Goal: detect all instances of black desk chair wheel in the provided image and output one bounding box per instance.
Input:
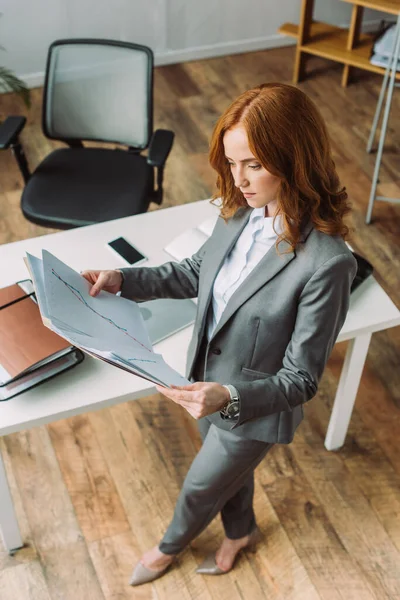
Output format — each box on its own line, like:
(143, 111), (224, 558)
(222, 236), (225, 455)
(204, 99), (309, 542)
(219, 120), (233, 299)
(0, 39), (174, 229)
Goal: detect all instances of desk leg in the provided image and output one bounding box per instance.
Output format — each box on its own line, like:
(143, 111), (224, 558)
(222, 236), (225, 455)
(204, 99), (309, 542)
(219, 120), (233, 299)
(325, 333), (371, 451)
(0, 447), (23, 554)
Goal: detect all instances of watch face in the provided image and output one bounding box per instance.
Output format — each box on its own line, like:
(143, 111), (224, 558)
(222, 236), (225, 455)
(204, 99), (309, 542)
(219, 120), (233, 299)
(227, 401), (240, 416)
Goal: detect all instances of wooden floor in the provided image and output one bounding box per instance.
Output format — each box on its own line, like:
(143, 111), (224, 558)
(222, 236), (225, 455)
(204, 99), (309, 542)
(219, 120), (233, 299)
(1, 46), (400, 600)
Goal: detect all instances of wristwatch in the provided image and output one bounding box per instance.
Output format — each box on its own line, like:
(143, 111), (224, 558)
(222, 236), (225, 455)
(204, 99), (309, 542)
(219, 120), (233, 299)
(220, 384), (240, 420)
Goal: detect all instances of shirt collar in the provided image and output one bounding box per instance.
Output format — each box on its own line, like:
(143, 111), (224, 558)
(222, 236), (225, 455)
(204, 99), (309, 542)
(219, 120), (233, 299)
(249, 207), (283, 239)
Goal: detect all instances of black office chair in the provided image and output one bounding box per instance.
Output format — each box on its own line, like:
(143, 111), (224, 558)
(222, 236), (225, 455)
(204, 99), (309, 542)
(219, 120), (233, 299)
(0, 39), (174, 229)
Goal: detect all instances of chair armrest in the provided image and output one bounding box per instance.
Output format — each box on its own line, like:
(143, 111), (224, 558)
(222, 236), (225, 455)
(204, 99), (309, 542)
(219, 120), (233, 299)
(147, 129), (174, 167)
(0, 116), (27, 149)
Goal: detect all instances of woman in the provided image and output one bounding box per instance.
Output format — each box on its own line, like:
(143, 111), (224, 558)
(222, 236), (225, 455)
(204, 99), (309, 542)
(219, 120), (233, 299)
(82, 82), (357, 586)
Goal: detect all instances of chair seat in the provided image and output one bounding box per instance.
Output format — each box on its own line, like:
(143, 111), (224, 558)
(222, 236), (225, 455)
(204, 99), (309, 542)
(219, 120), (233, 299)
(21, 148), (154, 229)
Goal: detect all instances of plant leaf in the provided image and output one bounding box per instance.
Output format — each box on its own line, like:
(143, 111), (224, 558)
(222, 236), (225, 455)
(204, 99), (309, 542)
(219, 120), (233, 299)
(0, 66), (31, 107)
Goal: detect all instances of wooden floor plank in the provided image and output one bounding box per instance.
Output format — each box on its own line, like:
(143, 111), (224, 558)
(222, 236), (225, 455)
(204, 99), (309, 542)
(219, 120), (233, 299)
(88, 531), (150, 600)
(258, 446), (374, 600)
(294, 391), (400, 599)
(0, 561), (51, 600)
(0, 438), (37, 571)
(3, 427), (105, 599)
(248, 475), (322, 600)
(48, 415), (131, 543)
(330, 343), (400, 467)
(309, 357), (400, 554)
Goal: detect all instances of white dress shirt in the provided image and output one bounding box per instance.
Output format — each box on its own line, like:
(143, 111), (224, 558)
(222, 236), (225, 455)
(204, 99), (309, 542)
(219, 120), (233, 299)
(207, 207), (282, 341)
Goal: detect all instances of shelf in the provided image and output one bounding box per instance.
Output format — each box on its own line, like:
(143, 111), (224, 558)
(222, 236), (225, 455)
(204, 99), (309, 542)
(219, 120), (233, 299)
(277, 22), (300, 38)
(278, 21), (343, 40)
(279, 21), (400, 80)
(341, 0), (400, 17)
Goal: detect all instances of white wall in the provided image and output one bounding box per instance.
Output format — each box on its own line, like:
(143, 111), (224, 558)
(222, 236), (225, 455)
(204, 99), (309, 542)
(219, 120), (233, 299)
(0, 0), (391, 88)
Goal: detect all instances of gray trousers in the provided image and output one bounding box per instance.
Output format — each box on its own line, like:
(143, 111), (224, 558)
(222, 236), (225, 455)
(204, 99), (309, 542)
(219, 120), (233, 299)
(158, 416), (274, 554)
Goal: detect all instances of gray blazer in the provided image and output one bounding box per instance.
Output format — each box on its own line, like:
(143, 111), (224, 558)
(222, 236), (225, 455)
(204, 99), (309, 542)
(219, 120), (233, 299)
(121, 207), (357, 444)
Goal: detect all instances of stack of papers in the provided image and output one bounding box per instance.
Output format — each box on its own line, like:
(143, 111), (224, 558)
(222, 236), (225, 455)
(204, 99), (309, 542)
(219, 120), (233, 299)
(0, 279), (84, 400)
(25, 251), (191, 388)
(370, 23), (400, 71)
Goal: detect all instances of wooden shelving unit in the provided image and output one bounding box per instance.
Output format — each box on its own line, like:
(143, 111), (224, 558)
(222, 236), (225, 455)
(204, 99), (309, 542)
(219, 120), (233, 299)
(278, 0), (400, 87)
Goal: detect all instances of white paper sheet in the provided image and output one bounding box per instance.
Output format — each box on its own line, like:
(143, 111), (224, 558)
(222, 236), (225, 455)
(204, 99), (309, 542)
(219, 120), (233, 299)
(110, 348), (190, 387)
(25, 251), (191, 388)
(25, 252), (50, 321)
(197, 215), (218, 237)
(42, 250), (153, 352)
(164, 228), (208, 262)
(163, 216), (218, 262)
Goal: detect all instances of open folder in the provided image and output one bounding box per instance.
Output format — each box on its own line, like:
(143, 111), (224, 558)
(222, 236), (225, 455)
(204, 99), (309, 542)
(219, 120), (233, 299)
(24, 251), (191, 388)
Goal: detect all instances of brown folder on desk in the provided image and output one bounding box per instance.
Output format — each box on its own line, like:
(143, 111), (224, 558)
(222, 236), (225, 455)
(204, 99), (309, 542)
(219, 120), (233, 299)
(0, 281), (84, 400)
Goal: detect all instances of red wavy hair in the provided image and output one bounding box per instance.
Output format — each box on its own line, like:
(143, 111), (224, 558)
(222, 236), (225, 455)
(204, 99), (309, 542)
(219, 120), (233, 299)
(209, 82), (351, 250)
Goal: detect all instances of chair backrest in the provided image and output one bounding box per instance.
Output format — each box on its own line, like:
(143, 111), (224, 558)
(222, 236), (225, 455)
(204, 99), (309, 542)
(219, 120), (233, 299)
(43, 39), (153, 149)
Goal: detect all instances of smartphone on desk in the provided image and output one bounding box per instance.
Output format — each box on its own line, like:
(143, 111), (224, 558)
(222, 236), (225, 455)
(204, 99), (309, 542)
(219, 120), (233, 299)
(107, 237), (148, 265)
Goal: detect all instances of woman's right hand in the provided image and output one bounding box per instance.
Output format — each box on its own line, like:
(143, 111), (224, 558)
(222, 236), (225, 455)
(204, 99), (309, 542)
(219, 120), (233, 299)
(81, 269), (123, 297)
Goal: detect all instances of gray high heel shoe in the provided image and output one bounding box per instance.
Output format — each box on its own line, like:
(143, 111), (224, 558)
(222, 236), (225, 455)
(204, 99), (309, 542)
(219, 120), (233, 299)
(195, 527), (263, 575)
(129, 559), (174, 586)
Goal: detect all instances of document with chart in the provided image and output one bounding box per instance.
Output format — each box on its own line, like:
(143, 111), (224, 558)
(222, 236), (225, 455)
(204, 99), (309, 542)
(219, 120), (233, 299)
(24, 250), (191, 387)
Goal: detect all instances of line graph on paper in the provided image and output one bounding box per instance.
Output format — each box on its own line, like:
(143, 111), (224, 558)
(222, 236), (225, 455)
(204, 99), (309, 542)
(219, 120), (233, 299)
(118, 356), (157, 365)
(49, 266), (152, 352)
(28, 249), (192, 387)
(127, 357), (157, 364)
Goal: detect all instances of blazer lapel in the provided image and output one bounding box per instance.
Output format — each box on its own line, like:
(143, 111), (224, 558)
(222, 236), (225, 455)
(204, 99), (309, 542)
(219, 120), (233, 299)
(197, 212), (313, 343)
(209, 238), (296, 340)
(196, 208), (251, 337)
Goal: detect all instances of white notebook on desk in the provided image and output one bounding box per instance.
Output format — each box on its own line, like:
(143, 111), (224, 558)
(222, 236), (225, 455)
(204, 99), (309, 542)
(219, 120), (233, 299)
(164, 216), (217, 262)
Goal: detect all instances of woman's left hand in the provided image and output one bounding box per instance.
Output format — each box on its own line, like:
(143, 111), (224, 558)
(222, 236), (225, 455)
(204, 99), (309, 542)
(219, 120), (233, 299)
(155, 382), (230, 419)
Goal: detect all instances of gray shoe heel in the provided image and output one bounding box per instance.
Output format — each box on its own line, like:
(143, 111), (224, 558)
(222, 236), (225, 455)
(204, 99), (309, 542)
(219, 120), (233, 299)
(196, 554), (229, 575)
(196, 527), (263, 575)
(129, 560), (172, 586)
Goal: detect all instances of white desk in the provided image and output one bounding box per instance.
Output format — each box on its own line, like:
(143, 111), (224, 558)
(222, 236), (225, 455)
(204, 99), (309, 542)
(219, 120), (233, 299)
(1, 200), (399, 554)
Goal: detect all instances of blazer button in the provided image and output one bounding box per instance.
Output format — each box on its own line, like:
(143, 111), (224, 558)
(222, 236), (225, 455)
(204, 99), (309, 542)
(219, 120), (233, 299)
(211, 347), (221, 355)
